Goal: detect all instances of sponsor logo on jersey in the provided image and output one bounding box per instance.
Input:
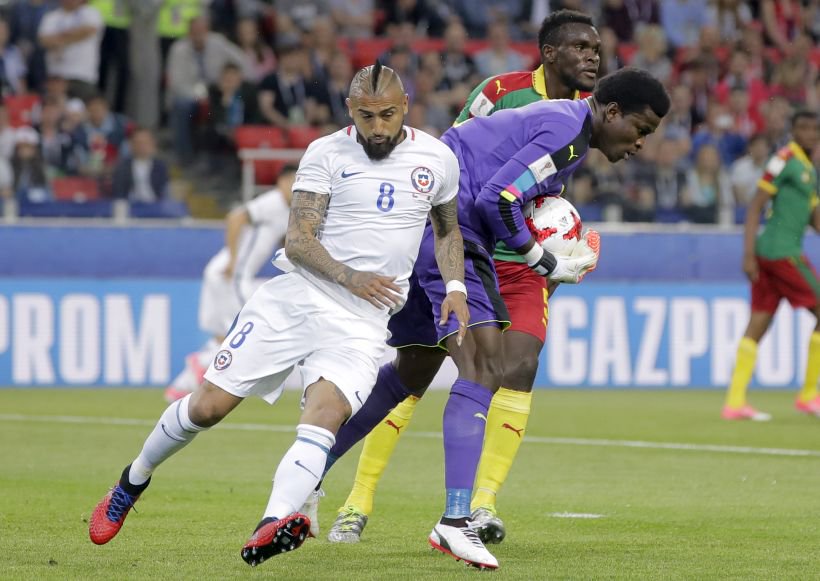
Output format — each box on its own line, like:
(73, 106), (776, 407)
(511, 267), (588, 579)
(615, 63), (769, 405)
(528, 153), (557, 182)
(567, 145), (579, 161)
(469, 92), (494, 117)
(214, 350), (233, 370)
(411, 166), (435, 195)
(495, 79), (507, 95)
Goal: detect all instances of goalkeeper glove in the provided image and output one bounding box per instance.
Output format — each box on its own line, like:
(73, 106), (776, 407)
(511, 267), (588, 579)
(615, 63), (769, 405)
(523, 229), (600, 284)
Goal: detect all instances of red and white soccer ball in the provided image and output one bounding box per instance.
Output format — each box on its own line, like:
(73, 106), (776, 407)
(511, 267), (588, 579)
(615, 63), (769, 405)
(524, 196), (583, 257)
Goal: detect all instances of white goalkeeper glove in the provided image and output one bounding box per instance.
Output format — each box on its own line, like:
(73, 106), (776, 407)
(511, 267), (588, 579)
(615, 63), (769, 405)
(523, 229), (600, 284)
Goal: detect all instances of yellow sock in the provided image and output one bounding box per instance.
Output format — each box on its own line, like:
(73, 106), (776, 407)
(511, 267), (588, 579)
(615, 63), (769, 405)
(725, 337), (758, 409)
(798, 332), (820, 403)
(471, 388), (532, 512)
(344, 395), (419, 516)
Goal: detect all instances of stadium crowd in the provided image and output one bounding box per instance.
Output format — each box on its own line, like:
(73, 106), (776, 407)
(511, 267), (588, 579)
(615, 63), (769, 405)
(0, 0), (817, 223)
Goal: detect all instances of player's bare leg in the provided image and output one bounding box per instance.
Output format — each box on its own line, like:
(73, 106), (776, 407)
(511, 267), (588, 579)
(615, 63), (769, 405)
(429, 326), (501, 570)
(242, 379), (350, 566)
(89, 382), (242, 544)
(327, 346), (445, 542)
(723, 312), (774, 421)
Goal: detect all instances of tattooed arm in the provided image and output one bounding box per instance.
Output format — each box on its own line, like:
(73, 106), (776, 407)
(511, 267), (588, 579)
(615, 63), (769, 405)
(285, 190), (402, 309)
(429, 197), (469, 344)
(429, 197), (465, 286)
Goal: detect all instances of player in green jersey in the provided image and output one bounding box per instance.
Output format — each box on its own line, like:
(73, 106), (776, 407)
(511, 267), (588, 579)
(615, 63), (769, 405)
(724, 110), (820, 420)
(326, 10), (601, 545)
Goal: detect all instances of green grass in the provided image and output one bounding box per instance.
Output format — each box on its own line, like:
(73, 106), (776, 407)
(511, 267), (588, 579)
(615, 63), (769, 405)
(2, 389), (820, 580)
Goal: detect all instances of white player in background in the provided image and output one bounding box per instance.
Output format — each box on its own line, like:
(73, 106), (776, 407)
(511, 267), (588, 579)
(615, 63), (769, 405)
(164, 164), (298, 402)
(89, 62), (474, 568)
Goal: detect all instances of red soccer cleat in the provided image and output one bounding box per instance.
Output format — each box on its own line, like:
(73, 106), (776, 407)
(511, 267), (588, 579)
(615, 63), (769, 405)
(89, 483), (145, 545)
(241, 513), (311, 567)
(795, 396), (820, 417)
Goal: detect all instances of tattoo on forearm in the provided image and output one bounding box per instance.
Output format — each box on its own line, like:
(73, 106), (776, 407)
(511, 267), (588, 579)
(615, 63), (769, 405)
(286, 190), (357, 286)
(431, 198), (465, 286)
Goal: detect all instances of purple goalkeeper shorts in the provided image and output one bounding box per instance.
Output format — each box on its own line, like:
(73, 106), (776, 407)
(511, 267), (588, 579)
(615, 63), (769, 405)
(388, 227), (510, 349)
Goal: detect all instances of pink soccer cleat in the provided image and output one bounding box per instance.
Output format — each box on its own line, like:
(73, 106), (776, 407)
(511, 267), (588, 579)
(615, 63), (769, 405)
(721, 405), (772, 422)
(795, 396), (820, 417)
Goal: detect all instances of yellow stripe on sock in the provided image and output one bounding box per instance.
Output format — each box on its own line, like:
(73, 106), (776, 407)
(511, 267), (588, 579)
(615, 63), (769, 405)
(344, 396), (419, 516)
(799, 332), (820, 403)
(725, 337), (758, 409)
(472, 388), (532, 512)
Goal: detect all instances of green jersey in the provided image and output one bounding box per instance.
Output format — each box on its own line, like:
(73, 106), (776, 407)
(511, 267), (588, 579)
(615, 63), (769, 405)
(454, 65), (580, 263)
(756, 142), (818, 259)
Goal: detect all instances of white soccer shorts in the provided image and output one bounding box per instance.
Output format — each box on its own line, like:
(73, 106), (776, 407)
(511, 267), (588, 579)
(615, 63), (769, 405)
(198, 249), (263, 337)
(203, 272), (389, 415)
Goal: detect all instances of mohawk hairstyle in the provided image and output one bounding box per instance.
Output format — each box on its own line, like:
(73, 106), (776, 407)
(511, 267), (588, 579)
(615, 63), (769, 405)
(538, 10), (595, 49)
(349, 60), (404, 99)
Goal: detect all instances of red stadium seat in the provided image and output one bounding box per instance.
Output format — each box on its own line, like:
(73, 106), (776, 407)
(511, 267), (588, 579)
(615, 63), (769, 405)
(52, 177), (101, 202)
(235, 125), (288, 185)
(286, 125), (322, 149)
(4, 94), (41, 127)
(351, 37), (392, 70)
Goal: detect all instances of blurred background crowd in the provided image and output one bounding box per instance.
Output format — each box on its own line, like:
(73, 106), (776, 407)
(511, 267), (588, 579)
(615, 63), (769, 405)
(0, 0), (817, 223)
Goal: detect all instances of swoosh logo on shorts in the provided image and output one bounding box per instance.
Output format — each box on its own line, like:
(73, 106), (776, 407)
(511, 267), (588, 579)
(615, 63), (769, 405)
(355, 391), (363, 405)
(474, 412), (487, 422)
(341, 169), (364, 178)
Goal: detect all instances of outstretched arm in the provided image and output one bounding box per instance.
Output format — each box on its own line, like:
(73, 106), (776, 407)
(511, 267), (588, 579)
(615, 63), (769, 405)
(430, 197), (469, 345)
(285, 190), (401, 309)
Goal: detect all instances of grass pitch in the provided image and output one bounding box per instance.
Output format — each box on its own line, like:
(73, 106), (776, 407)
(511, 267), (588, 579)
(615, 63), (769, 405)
(1, 388), (819, 580)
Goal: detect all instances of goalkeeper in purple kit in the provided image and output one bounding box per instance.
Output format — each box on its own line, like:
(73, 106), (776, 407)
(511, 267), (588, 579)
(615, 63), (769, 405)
(320, 67), (670, 570)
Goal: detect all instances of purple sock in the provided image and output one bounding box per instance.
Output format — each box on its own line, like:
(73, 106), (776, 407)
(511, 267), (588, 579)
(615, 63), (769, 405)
(443, 378), (493, 517)
(323, 363), (411, 476)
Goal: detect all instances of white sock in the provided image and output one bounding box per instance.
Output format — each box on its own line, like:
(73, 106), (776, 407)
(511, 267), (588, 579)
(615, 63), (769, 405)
(128, 394), (206, 486)
(263, 424), (335, 519)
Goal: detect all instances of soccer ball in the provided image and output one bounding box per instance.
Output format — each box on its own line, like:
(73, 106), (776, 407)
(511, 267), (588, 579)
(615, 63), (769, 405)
(524, 196), (582, 257)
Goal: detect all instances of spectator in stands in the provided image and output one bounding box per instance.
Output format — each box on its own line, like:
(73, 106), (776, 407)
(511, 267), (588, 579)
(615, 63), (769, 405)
(679, 58), (713, 128)
(0, 18), (28, 96)
(62, 97), (87, 135)
(601, 0), (660, 43)
(769, 57), (812, 107)
(597, 26), (623, 76)
(79, 94), (130, 160)
(92, 0), (131, 114)
(330, 0), (374, 38)
(450, 0), (526, 38)
(633, 138), (688, 214)
(681, 143), (731, 224)
(166, 14), (247, 165)
(411, 57), (452, 134)
(38, 96), (83, 176)
(319, 52), (353, 129)
(0, 153), (11, 199)
(302, 16), (337, 82)
(707, 0), (751, 44)
(438, 21), (477, 92)
(383, 0), (447, 36)
(111, 127), (169, 202)
(378, 21), (420, 73)
(726, 86), (757, 138)
(8, 0), (54, 93)
(474, 20), (528, 79)
(203, 62), (258, 172)
(37, 0), (104, 101)
(629, 25), (672, 85)
(761, 0), (805, 54)
(691, 101), (747, 166)
(760, 95), (793, 150)
(12, 126), (50, 203)
(730, 134), (770, 206)
(258, 34), (313, 127)
(236, 17), (276, 83)
(659, 0), (711, 49)
(0, 105), (15, 160)
(739, 23), (773, 84)
(274, 0), (329, 32)
(714, 48), (769, 125)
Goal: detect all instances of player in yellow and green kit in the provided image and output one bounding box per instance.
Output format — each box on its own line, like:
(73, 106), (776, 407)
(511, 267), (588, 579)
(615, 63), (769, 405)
(325, 10), (601, 545)
(723, 110), (820, 421)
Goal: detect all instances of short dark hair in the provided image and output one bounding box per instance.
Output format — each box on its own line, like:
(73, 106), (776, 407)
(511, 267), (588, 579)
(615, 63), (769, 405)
(280, 163), (299, 175)
(538, 10), (594, 49)
(593, 67), (671, 118)
(792, 109), (818, 127)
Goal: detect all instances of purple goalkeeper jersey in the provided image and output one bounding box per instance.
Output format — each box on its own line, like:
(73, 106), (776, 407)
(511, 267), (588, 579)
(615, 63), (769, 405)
(440, 98), (593, 254)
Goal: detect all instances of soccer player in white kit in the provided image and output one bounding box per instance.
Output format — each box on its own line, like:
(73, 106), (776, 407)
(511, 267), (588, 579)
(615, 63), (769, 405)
(163, 165), (298, 403)
(88, 62), (470, 567)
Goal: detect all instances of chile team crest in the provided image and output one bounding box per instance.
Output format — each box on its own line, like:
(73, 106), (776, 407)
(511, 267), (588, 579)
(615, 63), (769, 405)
(411, 167), (435, 195)
(214, 350), (233, 370)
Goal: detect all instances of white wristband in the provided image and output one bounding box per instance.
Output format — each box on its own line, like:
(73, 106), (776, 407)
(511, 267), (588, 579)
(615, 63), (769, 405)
(445, 280), (468, 296)
(521, 244), (545, 266)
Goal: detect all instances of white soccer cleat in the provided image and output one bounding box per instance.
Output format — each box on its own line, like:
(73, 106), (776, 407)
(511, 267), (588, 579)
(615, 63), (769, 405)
(299, 488), (324, 538)
(428, 519), (499, 570)
(470, 506), (506, 544)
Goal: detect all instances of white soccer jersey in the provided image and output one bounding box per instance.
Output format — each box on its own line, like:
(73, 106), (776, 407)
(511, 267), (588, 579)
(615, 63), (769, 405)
(290, 125), (460, 317)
